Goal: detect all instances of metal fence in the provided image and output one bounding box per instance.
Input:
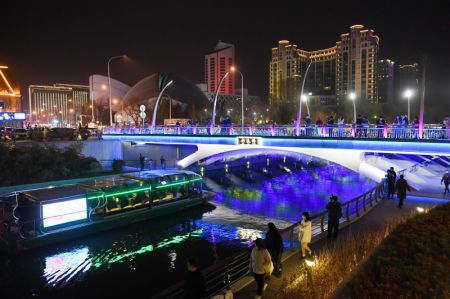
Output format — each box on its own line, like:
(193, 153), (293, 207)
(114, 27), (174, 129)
(103, 125), (450, 140)
(150, 183), (383, 299)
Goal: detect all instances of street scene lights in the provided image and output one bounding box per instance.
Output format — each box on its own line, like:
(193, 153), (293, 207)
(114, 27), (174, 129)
(348, 92), (357, 124)
(107, 54), (127, 126)
(301, 94), (310, 116)
(403, 89), (414, 121)
(230, 66), (245, 129)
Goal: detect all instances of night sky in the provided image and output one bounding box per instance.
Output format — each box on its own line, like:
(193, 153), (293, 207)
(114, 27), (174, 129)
(1, 0), (450, 107)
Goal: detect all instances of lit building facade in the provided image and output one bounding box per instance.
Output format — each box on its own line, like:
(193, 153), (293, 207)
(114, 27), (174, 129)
(336, 25), (379, 104)
(398, 63), (419, 95)
(28, 84), (89, 126)
(0, 66), (21, 112)
(269, 25), (379, 111)
(204, 41), (235, 95)
(377, 59), (395, 103)
(269, 41), (336, 108)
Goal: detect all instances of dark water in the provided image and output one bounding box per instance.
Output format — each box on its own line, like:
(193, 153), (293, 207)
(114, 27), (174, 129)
(0, 160), (376, 298)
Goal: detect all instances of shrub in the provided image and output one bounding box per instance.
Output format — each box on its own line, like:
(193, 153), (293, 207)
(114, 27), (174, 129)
(0, 143), (102, 186)
(344, 203), (450, 299)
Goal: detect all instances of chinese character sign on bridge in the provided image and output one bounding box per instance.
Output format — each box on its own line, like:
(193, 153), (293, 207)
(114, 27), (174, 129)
(237, 137), (262, 146)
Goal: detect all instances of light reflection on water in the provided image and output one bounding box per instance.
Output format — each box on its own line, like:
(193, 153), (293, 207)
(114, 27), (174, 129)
(2, 162), (376, 298)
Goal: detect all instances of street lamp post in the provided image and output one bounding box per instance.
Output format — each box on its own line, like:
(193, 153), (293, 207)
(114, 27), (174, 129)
(296, 62), (312, 136)
(211, 72), (230, 134)
(403, 89), (413, 121)
(348, 92), (357, 124)
(151, 80), (174, 130)
(107, 54), (126, 126)
(230, 66), (244, 130)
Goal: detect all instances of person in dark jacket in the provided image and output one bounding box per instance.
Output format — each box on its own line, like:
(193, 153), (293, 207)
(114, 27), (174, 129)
(395, 174), (411, 208)
(387, 167), (397, 199)
(265, 222), (283, 277)
(326, 195), (342, 240)
(139, 153), (145, 170)
(184, 258), (206, 299)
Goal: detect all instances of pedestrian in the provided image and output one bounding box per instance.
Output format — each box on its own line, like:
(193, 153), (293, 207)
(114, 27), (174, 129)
(355, 114), (363, 137)
(387, 167), (397, 199)
(326, 195), (342, 240)
(265, 222), (283, 277)
(183, 258), (206, 299)
(441, 170), (450, 195)
(362, 115), (369, 138)
(160, 155), (166, 169)
(315, 117), (323, 136)
(139, 153), (145, 170)
(337, 115), (344, 137)
(249, 238), (273, 299)
(327, 115), (334, 137)
(376, 116), (386, 138)
(298, 212), (312, 258)
(304, 114), (312, 136)
(395, 174), (411, 208)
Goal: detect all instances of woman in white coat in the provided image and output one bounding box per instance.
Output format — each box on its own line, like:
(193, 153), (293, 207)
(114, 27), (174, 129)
(249, 238), (273, 298)
(298, 211), (312, 258)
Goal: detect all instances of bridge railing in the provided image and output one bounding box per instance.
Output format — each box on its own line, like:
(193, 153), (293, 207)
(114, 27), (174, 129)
(103, 125), (449, 140)
(149, 184), (383, 299)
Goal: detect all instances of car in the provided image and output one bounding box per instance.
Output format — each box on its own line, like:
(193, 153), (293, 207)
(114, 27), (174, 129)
(47, 128), (77, 140)
(12, 128), (29, 140)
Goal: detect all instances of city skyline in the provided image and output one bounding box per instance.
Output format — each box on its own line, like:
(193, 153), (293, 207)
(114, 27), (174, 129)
(0, 1), (449, 109)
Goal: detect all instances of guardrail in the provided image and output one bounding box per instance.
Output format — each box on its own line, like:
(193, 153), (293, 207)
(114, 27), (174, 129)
(98, 159), (179, 169)
(150, 183), (383, 299)
(103, 125), (450, 140)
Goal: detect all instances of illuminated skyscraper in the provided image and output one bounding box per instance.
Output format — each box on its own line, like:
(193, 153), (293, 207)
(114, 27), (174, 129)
(377, 59), (395, 103)
(204, 41), (235, 95)
(269, 25), (379, 111)
(336, 25), (379, 104)
(269, 41), (336, 108)
(398, 63), (419, 94)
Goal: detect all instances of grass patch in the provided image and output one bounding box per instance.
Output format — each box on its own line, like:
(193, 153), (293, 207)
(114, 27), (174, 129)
(344, 203), (450, 299)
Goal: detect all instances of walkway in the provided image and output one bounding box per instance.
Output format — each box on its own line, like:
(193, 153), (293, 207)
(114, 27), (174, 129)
(234, 195), (447, 299)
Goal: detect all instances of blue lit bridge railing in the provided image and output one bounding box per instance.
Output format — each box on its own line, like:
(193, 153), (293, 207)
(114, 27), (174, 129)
(103, 124), (450, 140)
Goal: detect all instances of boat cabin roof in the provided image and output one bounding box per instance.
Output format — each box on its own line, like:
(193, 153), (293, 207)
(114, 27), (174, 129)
(78, 177), (141, 190)
(22, 185), (90, 203)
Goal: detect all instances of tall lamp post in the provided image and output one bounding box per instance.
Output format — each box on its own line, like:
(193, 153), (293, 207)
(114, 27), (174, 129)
(403, 89), (413, 121)
(151, 80), (174, 129)
(230, 66), (244, 129)
(107, 54), (126, 126)
(348, 92), (357, 124)
(296, 62), (312, 136)
(211, 72), (230, 133)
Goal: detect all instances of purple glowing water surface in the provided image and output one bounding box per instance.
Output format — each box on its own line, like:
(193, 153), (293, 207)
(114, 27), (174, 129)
(212, 164), (377, 223)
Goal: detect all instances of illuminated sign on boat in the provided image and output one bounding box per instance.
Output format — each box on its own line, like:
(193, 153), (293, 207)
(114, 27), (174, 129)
(236, 136), (263, 146)
(42, 197), (88, 228)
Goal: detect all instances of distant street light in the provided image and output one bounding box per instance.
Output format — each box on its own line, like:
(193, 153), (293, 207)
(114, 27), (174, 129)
(403, 89), (414, 121)
(348, 92), (357, 124)
(107, 54), (126, 126)
(230, 66), (245, 129)
(151, 80), (174, 129)
(211, 72), (230, 133)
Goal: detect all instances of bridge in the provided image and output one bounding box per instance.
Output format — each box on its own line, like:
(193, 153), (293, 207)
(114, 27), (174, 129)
(102, 124), (450, 193)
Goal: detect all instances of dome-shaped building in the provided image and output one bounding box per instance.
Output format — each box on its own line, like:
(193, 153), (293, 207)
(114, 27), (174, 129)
(121, 73), (210, 125)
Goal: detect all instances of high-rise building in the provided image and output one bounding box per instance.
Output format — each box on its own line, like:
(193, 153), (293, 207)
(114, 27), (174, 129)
(204, 41), (235, 95)
(269, 24), (379, 112)
(336, 25), (379, 104)
(269, 40), (336, 108)
(377, 59), (395, 103)
(398, 63), (419, 95)
(28, 84), (89, 126)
